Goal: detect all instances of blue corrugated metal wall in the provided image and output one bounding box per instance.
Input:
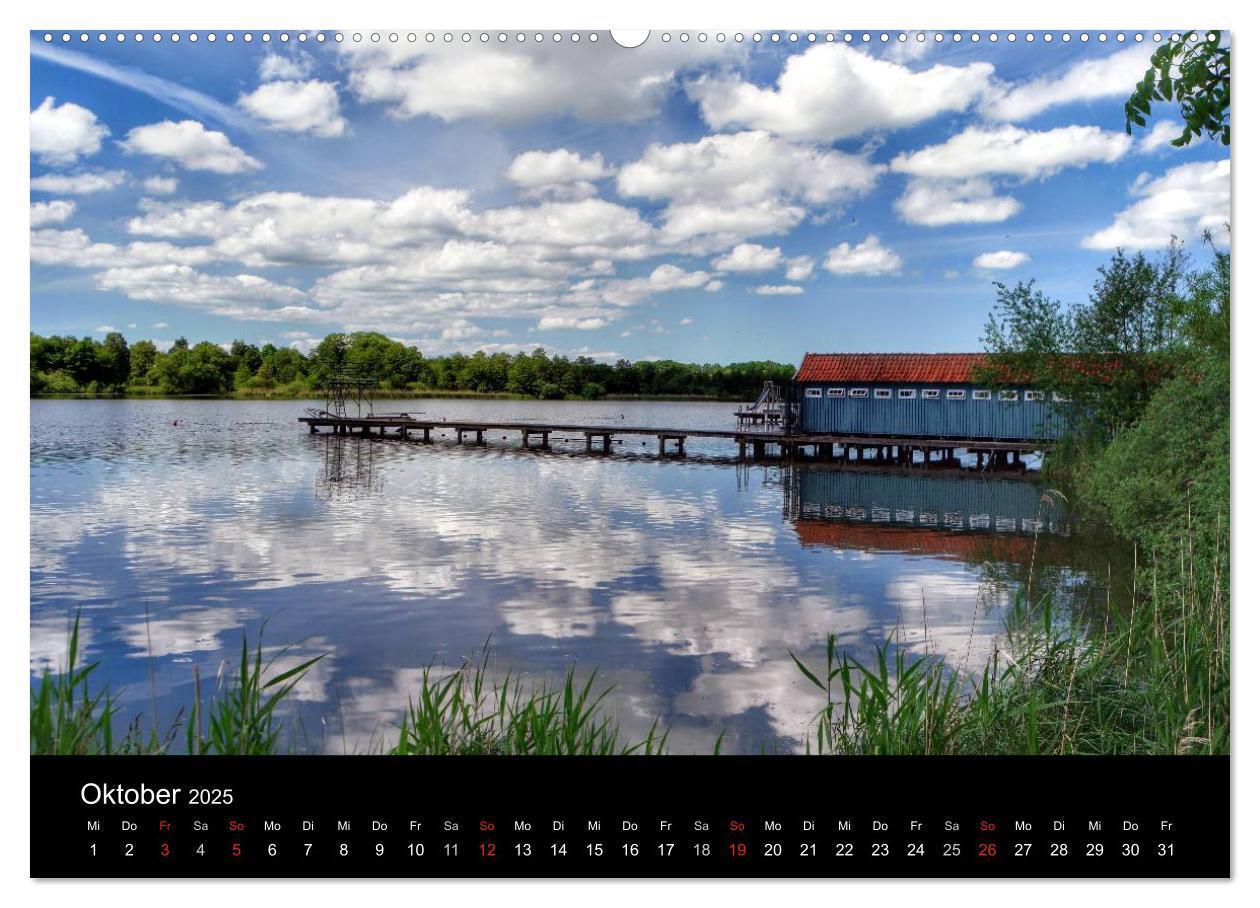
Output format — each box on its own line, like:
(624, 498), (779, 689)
(797, 382), (1067, 440)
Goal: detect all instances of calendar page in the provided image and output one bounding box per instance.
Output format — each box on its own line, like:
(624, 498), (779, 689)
(27, 20), (1231, 882)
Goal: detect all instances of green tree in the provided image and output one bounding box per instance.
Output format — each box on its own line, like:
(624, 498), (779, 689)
(151, 341), (234, 394)
(128, 340), (159, 385)
(981, 245), (1194, 439)
(98, 332), (131, 388)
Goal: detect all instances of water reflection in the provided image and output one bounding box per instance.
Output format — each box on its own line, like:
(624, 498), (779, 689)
(30, 399), (1119, 754)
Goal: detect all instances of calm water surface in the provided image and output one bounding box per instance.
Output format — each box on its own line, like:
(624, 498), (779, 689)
(31, 398), (1115, 753)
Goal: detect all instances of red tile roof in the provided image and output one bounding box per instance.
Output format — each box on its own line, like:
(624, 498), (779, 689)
(794, 353), (989, 385)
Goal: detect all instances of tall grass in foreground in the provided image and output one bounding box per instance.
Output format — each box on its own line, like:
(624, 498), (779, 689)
(30, 614), (127, 754)
(30, 618), (325, 756)
(30, 624), (664, 756)
(792, 529), (1228, 755)
(388, 647), (667, 755)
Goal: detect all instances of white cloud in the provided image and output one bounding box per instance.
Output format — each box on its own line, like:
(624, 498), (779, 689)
(127, 189), (653, 269)
(711, 242), (783, 273)
(986, 45), (1152, 121)
(752, 284), (805, 296)
(973, 250), (1030, 270)
(894, 177), (1022, 226)
(30, 200), (75, 227)
(142, 175), (179, 195)
(679, 317), (694, 325)
(704, 279), (723, 292)
(506, 149), (611, 200)
(30, 228), (219, 269)
(891, 125), (1131, 181)
(822, 235), (902, 276)
(30, 97), (108, 165)
(575, 264), (715, 308)
(1137, 120), (1194, 154)
(784, 255), (815, 281)
(121, 120), (263, 173)
(96, 264), (311, 317)
(536, 316), (609, 331)
(115, 183), (713, 335)
(340, 39), (729, 124)
(259, 53), (314, 81)
(239, 80), (347, 138)
(94, 325), (117, 333)
(686, 43), (993, 141)
(1082, 159), (1231, 250)
(618, 130), (882, 243)
(30, 170), (127, 194)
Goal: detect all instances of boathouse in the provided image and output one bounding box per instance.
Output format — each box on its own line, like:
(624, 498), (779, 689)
(791, 353), (1067, 442)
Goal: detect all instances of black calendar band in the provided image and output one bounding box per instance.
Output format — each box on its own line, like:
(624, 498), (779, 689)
(31, 755), (1229, 878)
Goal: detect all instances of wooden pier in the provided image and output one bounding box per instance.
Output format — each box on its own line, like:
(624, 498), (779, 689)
(299, 413), (1047, 467)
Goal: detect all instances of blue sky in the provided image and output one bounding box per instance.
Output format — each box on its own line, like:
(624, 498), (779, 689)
(29, 30), (1230, 363)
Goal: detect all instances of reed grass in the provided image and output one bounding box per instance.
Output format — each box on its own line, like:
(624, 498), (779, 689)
(30, 618), (325, 756)
(30, 613), (124, 755)
(792, 525), (1228, 756)
(387, 646), (666, 755)
(30, 627), (665, 756)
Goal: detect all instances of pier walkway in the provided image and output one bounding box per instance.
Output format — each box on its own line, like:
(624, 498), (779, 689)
(299, 413), (1046, 466)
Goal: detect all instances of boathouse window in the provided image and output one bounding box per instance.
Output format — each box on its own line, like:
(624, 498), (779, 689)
(946, 389), (966, 400)
(804, 388), (823, 398)
(999, 389), (1019, 401)
(1025, 390), (1045, 402)
(972, 390), (992, 401)
(848, 388), (868, 398)
(826, 388), (844, 398)
(921, 389), (940, 399)
(1052, 391), (1072, 402)
(898, 389), (916, 399)
(874, 389), (892, 399)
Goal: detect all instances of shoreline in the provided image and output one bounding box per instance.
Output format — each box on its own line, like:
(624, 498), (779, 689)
(30, 391), (749, 403)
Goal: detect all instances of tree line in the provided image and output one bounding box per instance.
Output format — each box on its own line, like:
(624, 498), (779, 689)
(29, 330), (796, 402)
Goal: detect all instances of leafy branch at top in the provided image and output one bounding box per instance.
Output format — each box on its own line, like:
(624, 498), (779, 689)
(1125, 32), (1229, 147)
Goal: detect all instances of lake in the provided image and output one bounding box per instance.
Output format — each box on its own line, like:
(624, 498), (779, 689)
(30, 397), (1118, 754)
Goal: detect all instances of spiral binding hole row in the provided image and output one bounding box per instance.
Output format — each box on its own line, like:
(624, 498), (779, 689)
(40, 31), (1211, 46)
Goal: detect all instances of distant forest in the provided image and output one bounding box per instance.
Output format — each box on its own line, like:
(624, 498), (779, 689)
(29, 330), (797, 401)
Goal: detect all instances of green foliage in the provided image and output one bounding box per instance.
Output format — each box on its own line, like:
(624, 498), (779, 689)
(796, 539), (1229, 756)
(966, 227), (1230, 755)
(389, 645), (667, 756)
(1126, 32), (1229, 146)
(30, 613), (120, 755)
(31, 624), (664, 756)
(150, 341), (236, 394)
(1083, 353), (1228, 562)
(31, 329), (794, 401)
(189, 632), (326, 756)
(981, 244), (1217, 441)
(129, 339), (158, 384)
